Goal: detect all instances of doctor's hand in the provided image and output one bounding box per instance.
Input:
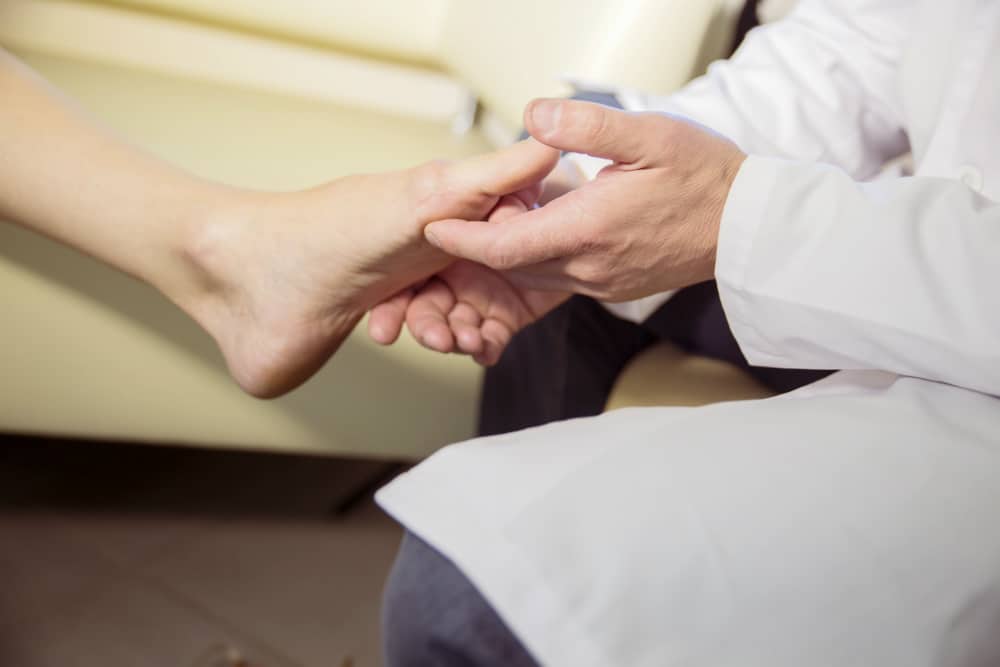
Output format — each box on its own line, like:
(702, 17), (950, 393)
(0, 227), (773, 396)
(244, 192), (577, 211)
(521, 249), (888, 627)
(368, 194), (569, 366)
(422, 99), (747, 301)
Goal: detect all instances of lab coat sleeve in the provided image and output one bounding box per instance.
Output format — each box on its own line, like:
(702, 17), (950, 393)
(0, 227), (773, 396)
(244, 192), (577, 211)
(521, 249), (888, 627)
(717, 155), (1000, 397)
(603, 0), (914, 323)
(634, 0), (912, 177)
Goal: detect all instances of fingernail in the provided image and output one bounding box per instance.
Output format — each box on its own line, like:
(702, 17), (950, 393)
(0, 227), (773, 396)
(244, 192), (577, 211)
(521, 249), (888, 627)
(422, 330), (446, 351)
(529, 99), (561, 137)
(424, 226), (442, 248)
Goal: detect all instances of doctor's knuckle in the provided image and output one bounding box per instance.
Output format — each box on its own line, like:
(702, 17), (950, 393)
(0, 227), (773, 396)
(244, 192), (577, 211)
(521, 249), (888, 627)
(574, 105), (610, 148)
(483, 242), (518, 270)
(569, 231), (605, 257)
(570, 257), (607, 285)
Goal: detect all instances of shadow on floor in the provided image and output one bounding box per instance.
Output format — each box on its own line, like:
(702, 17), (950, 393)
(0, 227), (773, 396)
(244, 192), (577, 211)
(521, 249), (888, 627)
(0, 435), (405, 518)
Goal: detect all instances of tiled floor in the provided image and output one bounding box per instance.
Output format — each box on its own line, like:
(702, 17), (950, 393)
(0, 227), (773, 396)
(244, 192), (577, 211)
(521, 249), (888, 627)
(0, 437), (406, 667)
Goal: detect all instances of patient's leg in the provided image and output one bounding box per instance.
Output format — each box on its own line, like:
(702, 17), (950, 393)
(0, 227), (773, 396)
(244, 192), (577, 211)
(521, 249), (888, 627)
(0, 49), (559, 398)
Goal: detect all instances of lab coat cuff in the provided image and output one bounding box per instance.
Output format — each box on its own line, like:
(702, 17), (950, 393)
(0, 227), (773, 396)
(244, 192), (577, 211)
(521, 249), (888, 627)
(715, 155), (785, 362)
(600, 291), (678, 323)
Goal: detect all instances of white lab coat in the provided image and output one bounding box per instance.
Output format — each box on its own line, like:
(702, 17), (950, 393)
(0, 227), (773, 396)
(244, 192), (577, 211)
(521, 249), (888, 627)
(377, 1), (1000, 665)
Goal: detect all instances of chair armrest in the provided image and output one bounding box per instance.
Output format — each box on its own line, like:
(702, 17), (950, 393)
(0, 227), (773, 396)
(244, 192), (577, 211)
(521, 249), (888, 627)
(606, 342), (774, 411)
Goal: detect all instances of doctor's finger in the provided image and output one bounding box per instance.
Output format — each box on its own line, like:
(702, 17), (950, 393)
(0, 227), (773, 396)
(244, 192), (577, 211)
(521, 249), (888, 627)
(448, 303), (486, 357)
(503, 256), (621, 298)
(424, 209), (573, 271)
(477, 318), (516, 367)
(425, 187), (591, 269)
(368, 288), (413, 345)
(524, 98), (667, 165)
(405, 279), (457, 353)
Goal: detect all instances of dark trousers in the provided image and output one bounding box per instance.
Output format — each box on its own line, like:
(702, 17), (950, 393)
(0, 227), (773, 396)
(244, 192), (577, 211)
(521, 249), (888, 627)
(479, 283), (832, 436)
(382, 531), (540, 666)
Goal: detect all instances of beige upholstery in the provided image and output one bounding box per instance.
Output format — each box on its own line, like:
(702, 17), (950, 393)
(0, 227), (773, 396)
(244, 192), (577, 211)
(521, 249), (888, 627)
(606, 342), (775, 411)
(1, 0), (742, 129)
(105, 0), (449, 64)
(0, 1), (743, 457)
(440, 0), (740, 128)
(0, 1), (468, 123)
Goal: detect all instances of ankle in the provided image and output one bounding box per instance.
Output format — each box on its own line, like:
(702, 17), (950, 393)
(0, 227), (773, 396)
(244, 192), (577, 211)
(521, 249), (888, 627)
(155, 186), (254, 336)
(171, 187), (362, 398)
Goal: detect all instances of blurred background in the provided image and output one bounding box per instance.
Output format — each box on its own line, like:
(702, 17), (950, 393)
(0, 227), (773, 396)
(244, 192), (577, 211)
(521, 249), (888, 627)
(0, 0), (794, 664)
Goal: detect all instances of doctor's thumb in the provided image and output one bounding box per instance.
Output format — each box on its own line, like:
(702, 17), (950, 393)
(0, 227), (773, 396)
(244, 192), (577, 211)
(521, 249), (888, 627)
(524, 98), (648, 165)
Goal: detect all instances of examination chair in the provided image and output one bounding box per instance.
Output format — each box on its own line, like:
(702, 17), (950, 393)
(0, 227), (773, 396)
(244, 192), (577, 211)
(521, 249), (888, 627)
(0, 0), (760, 459)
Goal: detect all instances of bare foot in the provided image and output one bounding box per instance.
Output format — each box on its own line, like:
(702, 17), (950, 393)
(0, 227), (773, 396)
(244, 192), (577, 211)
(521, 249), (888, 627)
(177, 140), (559, 397)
